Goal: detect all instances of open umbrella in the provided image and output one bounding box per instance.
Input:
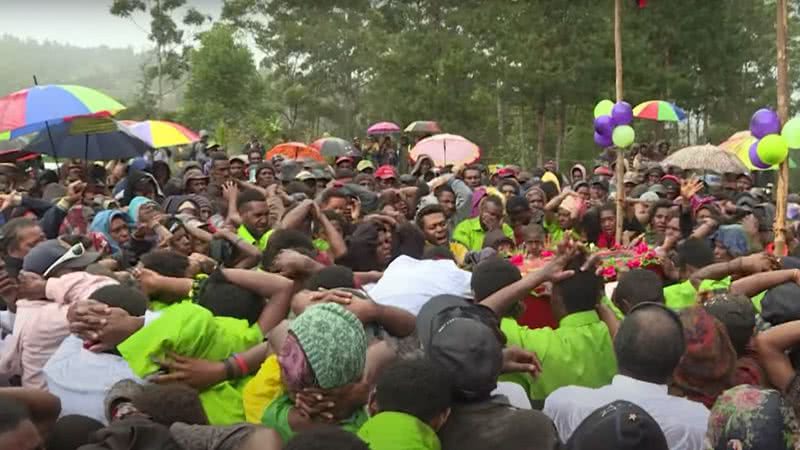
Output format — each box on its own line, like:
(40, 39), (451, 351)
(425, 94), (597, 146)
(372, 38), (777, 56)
(633, 100), (686, 122)
(310, 137), (354, 158)
(24, 116), (151, 161)
(265, 142), (324, 162)
(404, 121), (442, 134)
(719, 130), (797, 171)
(0, 85), (125, 139)
(120, 120), (199, 148)
(661, 144), (747, 174)
(367, 121), (401, 135)
(410, 133), (481, 167)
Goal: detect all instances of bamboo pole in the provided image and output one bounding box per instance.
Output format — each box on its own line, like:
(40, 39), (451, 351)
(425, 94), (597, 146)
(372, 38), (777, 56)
(614, 0), (625, 243)
(774, 0), (789, 255)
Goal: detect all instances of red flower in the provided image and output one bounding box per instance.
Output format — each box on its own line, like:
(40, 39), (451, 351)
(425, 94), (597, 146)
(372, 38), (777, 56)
(645, 250), (657, 260)
(601, 266), (617, 279)
(509, 254), (524, 266)
(540, 250), (554, 258)
(626, 259), (642, 269)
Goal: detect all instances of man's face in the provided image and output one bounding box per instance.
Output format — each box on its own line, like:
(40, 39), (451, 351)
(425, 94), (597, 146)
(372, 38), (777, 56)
(67, 167), (84, 183)
(666, 217), (681, 241)
(0, 175), (12, 194)
(558, 208), (572, 229)
(463, 169), (482, 189)
(378, 177), (396, 191)
(249, 152), (263, 164)
(436, 191), (456, 217)
(544, 161), (556, 172)
(422, 212), (449, 246)
(624, 182), (635, 196)
(337, 161), (353, 171)
(651, 207), (670, 233)
(358, 177), (376, 191)
(230, 160), (246, 180)
(590, 185), (607, 201)
(500, 183), (517, 198)
(187, 178), (208, 194)
(737, 177), (752, 192)
(576, 186), (590, 202)
(647, 173), (660, 185)
(665, 183), (679, 200)
(479, 202), (503, 231)
(211, 160), (231, 183)
(11, 225), (45, 259)
(526, 191), (544, 211)
(323, 196), (348, 217)
(0, 419), (43, 450)
(243, 201), (269, 235)
(599, 209), (615, 234)
(572, 169), (583, 181)
(508, 208), (532, 228)
(257, 168), (275, 187)
(524, 233), (544, 257)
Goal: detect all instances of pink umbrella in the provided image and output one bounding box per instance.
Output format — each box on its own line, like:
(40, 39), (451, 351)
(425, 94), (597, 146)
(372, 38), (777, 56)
(410, 133), (481, 167)
(367, 121), (401, 134)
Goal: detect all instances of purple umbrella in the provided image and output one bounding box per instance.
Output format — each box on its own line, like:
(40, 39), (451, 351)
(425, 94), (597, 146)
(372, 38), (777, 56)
(367, 121), (401, 135)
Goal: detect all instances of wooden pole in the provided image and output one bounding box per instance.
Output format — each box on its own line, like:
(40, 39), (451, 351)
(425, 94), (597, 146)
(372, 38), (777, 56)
(774, 0), (790, 255)
(614, 0), (625, 243)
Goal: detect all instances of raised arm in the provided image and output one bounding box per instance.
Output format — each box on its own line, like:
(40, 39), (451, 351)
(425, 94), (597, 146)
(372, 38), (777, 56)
(755, 320), (800, 392)
(730, 269), (799, 297)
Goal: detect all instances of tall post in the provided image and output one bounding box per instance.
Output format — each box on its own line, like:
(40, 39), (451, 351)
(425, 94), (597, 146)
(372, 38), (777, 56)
(614, 0), (625, 243)
(774, 0), (790, 255)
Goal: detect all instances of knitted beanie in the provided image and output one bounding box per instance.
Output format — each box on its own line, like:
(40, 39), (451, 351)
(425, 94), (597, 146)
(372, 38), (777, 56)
(289, 303), (367, 389)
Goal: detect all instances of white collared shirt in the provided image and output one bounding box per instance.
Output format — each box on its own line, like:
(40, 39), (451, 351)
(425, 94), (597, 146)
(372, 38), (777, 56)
(543, 375), (709, 450)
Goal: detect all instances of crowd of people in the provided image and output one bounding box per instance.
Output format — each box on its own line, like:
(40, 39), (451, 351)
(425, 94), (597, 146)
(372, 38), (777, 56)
(0, 132), (799, 450)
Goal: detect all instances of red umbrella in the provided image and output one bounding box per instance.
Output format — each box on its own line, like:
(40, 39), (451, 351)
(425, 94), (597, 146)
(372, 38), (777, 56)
(265, 142), (324, 162)
(367, 122), (401, 135)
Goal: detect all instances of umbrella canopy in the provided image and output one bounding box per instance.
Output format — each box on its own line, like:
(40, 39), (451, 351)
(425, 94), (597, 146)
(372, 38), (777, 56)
(0, 85), (125, 139)
(310, 137), (354, 158)
(24, 116), (151, 161)
(404, 121), (442, 134)
(661, 144), (747, 174)
(410, 133), (481, 167)
(367, 121), (401, 134)
(265, 142), (324, 162)
(0, 149), (37, 163)
(633, 100), (686, 122)
(719, 130), (797, 171)
(120, 120), (199, 149)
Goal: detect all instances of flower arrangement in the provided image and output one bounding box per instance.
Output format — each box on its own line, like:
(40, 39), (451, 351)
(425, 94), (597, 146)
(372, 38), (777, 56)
(597, 241), (662, 282)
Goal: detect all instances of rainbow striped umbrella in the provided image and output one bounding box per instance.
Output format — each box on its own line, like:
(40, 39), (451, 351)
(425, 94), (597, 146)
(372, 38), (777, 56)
(633, 100), (686, 122)
(0, 85), (125, 140)
(120, 120), (199, 148)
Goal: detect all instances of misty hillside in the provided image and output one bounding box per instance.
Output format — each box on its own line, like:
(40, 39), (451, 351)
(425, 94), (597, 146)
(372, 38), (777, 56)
(0, 35), (146, 103)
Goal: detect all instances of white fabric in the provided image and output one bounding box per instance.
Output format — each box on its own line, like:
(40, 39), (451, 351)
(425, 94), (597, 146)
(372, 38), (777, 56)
(43, 335), (142, 424)
(492, 382), (531, 410)
(365, 255), (472, 316)
(543, 375), (709, 450)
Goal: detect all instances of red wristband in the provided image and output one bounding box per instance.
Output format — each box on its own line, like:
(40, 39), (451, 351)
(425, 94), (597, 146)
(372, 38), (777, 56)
(232, 354), (248, 375)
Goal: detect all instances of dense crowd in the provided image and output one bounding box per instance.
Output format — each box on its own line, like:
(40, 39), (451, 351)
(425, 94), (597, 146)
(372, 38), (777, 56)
(0, 133), (799, 450)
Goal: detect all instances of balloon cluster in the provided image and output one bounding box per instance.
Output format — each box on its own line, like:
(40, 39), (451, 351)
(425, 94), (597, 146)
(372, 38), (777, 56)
(593, 100), (635, 149)
(748, 108), (798, 169)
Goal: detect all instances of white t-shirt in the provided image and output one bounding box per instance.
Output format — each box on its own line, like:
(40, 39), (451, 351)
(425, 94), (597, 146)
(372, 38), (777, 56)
(365, 255), (473, 315)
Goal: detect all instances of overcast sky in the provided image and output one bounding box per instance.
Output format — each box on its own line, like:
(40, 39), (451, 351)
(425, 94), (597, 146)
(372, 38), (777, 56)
(3, 0), (223, 50)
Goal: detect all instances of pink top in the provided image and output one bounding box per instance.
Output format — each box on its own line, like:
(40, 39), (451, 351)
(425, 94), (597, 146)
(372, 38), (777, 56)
(0, 272), (117, 389)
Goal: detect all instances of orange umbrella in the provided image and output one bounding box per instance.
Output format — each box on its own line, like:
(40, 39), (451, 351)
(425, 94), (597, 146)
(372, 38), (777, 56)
(265, 142), (324, 162)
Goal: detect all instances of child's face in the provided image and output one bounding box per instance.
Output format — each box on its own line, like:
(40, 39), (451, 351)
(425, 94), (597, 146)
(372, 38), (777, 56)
(497, 242), (514, 255)
(525, 235), (544, 256)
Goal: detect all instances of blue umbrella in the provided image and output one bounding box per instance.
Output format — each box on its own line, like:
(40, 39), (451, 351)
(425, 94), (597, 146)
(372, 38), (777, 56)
(23, 116), (151, 161)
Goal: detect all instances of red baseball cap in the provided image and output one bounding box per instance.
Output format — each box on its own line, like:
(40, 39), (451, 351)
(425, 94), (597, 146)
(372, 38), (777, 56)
(375, 165), (397, 180)
(335, 156), (354, 166)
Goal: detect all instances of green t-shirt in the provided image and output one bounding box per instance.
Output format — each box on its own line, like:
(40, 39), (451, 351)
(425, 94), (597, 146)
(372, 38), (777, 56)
(118, 302), (263, 425)
(452, 217), (514, 252)
(663, 277), (732, 310)
(357, 412), (440, 450)
(238, 224), (270, 251)
(499, 311), (617, 400)
(262, 393), (368, 443)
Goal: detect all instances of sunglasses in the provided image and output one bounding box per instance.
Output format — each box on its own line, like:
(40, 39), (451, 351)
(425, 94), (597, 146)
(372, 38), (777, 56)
(44, 243), (86, 278)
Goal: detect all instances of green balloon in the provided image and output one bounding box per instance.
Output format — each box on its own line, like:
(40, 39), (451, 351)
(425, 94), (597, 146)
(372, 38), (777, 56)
(758, 134), (789, 165)
(612, 125), (635, 148)
(782, 117), (800, 149)
(594, 100), (614, 119)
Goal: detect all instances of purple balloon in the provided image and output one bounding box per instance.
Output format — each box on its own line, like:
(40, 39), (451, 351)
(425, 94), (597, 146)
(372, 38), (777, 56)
(594, 131), (613, 148)
(611, 101), (633, 126)
(594, 115), (614, 136)
(749, 139), (771, 169)
(749, 108), (781, 139)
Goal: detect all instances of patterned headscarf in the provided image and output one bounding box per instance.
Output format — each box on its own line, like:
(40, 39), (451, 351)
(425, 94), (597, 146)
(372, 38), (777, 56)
(714, 225), (750, 258)
(705, 385), (800, 450)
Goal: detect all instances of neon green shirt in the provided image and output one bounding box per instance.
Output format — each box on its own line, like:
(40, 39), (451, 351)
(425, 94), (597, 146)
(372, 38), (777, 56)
(451, 217), (514, 251)
(261, 229), (329, 253)
(663, 277), (732, 310)
(262, 393), (368, 443)
(238, 224), (270, 251)
(499, 311), (617, 400)
(118, 302), (263, 425)
(358, 412), (440, 450)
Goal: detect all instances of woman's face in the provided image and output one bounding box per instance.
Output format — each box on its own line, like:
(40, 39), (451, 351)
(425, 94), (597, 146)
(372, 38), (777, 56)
(599, 209), (615, 234)
(714, 240), (733, 262)
(526, 191), (545, 211)
(257, 168), (275, 188)
(170, 228), (193, 256)
(666, 217), (682, 241)
(576, 186), (590, 202)
(109, 217), (130, 246)
(696, 208), (713, 223)
(376, 229), (393, 265)
(558, 208), (572, 229)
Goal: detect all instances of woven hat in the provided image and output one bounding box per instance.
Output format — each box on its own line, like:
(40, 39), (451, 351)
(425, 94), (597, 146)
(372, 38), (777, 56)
(289, 303), (367, 389)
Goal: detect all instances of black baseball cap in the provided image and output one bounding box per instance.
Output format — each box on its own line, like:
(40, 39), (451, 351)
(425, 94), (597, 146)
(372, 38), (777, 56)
(566, 400), (668, 450)
(23, 240), (101, 277)
(591, 177), (610, 192)
(416, 295), (504, 400)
